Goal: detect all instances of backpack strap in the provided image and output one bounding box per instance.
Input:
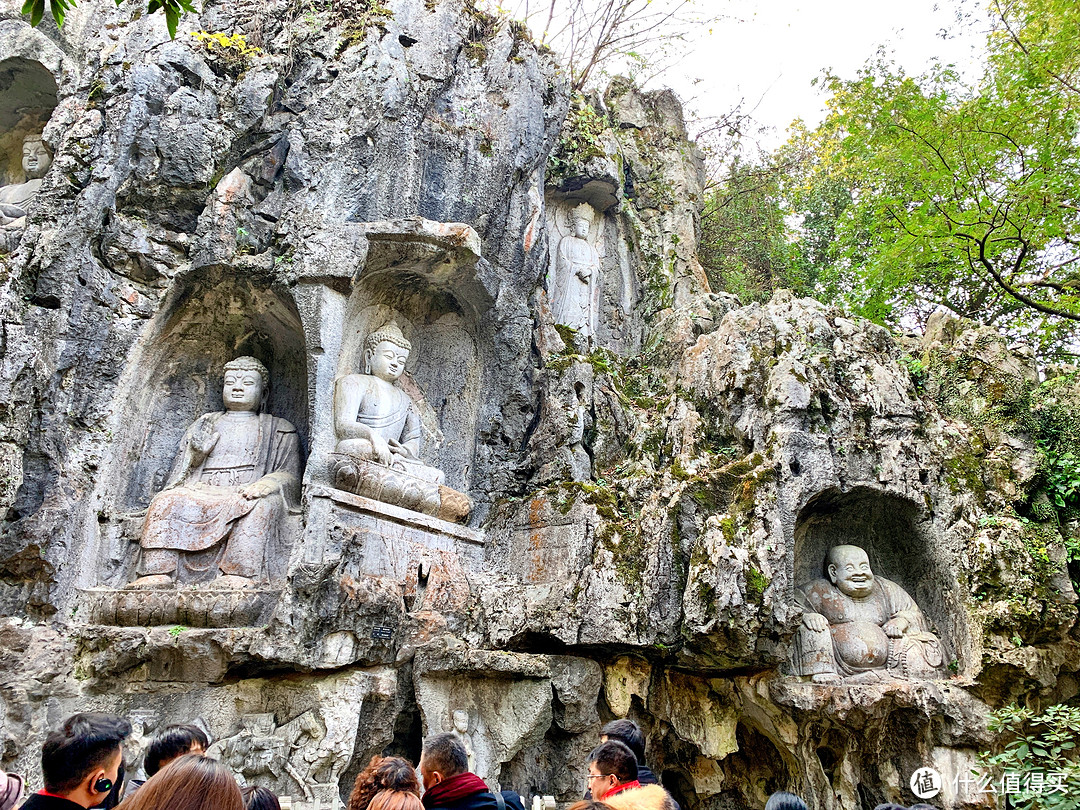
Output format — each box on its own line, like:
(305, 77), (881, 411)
(494, 792), (506, 810)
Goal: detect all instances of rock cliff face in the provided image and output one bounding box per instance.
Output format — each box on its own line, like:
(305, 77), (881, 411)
(0, 2), (1078, 810)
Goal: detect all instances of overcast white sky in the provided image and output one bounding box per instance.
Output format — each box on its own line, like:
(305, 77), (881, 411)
(640, 0), (988, 150)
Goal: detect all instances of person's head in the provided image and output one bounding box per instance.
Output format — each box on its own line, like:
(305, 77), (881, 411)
(21, 135), (51, 180)
(765, 792), (809, 810)
(419, 733), (469, 791)
(369, 790), (424, 810)
(0, 768), (23, 810)
(41, 712), (132, 808)
(362, 322), (411, 381)
(452, 710), (469, 734)
(117, 754), (242, 810)
(587, 740), (638, 799)
(241, 785), (282, 810)
(222, 357), (269, 414)
(826, 545), (875, 598)
(599, 720), (645, 764)
(143, 724), (210, 777)
(347, 756), (421, 810)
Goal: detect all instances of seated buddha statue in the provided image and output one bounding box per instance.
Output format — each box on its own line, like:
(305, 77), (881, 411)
(130, 356), (301, 588)
(331, 321), (470, 523)
(0, 135), (52, 233)
(792, 545), (945, 684)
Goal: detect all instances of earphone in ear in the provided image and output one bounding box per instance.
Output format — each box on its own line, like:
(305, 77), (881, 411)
(93, 777), (113, 794)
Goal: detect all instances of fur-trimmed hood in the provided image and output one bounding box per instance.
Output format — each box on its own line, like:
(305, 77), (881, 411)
(604, 784), (677, 810)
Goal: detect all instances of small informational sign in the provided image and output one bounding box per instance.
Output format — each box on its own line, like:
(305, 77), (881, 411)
(371, 625), (394, 640)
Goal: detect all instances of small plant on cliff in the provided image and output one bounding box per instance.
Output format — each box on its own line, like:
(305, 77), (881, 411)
(335, 0), (395, 54)
(548, 92), (609, 180)
(980, 703), (1080, 810)
(191, 31), (264, 75)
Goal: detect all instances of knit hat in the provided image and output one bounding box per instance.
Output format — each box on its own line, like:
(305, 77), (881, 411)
(0, 769), (23, 810)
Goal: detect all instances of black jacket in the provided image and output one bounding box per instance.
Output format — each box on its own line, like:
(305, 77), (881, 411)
(427, 789), (526, 810)
(636, 764), (659, 786)
(632, 767), (680, 810)
(21, 794), (87, 810)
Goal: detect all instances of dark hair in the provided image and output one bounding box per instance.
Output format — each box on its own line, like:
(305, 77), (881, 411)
(587, 741), (638, 784)
(600, 720), (646, 764)
(369, 790), (424, 810)
(144, 725), (209, 777)
(115, 754), (242, 810)
(241, 785), (281, 810)
(765, 793), (809, 810)
(420, 733), (469, 779)
(348, 756), (421, 810)
(41, 713), (132, 795)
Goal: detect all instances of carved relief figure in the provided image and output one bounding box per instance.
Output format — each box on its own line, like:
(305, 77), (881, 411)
(568, 382), (591, 481)
(0, 135), (52, 230)
(332, 321), (471, 523)
(793, 545), (945, 684)
(550, 203), (601, 339)
(450, 709), (476, 775)
(131, 357), (301, 589)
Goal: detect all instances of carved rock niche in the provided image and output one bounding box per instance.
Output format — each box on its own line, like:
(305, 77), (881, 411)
(792, 486), (967, 677)
(0, 50), (60, 253)
(0, 56), (56, 182)
(89, 274), (309, 596)
(336, 221), (488, 497)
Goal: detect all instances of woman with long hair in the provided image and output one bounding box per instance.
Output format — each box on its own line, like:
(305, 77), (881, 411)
(115, 754), (242, 810)
(348, 756), (421, 810)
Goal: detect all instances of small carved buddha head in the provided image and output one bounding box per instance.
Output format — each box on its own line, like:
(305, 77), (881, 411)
(452, 709), (469, 734)
(21, 135), (52, 181)
(363, 321), (411, 382)
(222, 356), (269, 413)
(826, 545), (876, 598)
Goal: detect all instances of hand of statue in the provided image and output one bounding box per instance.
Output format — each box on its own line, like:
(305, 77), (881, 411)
(576, 267), (592, 282)
(240, 478), (279, 500)
(883, 617), (909, 638)
(190, 424), (220, 460)
(803, 612), (829, 632)
(386, 438), (415, 459)
(0, 204), (25, 219)
(371, 435), (393, 466)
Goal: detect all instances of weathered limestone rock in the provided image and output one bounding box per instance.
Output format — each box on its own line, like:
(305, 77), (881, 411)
(0, 1), (1077, 809)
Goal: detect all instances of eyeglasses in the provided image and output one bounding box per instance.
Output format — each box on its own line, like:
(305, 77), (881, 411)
(587, 774), (613, 782)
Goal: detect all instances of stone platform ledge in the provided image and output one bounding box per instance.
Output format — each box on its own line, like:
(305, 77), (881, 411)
(309, 484), (485, 545)
(78, 586), (281, 628)
(767, 676), (979, 719)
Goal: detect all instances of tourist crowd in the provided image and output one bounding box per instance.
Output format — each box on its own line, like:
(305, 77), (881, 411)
(0, 713), (936, 810)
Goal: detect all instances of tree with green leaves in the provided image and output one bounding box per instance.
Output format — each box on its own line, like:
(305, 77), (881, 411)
(698, 155), (803, 303)
(22, 0), (195, 38)
(776, 0), (1080, 352)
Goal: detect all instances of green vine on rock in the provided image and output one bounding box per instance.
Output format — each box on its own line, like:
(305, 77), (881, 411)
(548, 92), (610, 182)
